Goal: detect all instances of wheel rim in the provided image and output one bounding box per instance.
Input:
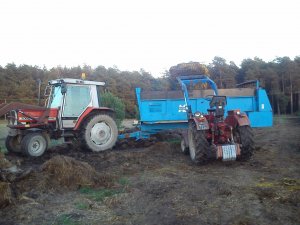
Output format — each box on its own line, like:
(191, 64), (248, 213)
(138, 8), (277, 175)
(90, 122), (112, 145)
(180, 139), (186, 152)
(28, 137), (45, 155)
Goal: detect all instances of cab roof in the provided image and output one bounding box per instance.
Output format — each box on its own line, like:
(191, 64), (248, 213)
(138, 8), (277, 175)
(48, 78), (105, 86)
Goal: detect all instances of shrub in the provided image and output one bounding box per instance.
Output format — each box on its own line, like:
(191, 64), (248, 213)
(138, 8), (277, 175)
(101, 92), (125, 128)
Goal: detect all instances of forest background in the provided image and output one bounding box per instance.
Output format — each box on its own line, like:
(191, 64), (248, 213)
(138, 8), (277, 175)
(0, 56), (299, 118)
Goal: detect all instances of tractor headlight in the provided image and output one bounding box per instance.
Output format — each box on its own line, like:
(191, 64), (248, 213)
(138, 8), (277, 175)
(194, 111), (203, 117)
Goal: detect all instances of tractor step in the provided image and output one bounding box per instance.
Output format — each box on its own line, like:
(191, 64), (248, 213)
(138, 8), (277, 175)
(216, 144), (241, 161)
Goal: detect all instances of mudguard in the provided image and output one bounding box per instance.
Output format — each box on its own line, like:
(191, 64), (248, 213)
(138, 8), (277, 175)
(225, 110), (250, 127)
(74, 107), (115, 130)
(191, 117), (209, 131)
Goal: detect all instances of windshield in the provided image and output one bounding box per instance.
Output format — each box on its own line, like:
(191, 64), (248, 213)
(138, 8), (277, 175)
(48, 85), (63, 108)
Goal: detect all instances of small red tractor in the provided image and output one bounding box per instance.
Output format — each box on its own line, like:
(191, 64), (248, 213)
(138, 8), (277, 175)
(177, 75), (255, 163)
(183, 95), (254, 163)
(0, 79), (118, 157)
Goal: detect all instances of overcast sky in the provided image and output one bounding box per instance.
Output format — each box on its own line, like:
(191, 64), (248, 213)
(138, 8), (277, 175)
(0, 0), (299, 77)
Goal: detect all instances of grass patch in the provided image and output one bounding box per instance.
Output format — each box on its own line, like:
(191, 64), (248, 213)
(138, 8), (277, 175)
(75, 202), (89, 210)
(118, 177), (130, 186)
(55, 213), (82, 225)
(166, 138), (181, 144)
(79, 187), (122, 202)
(0, 123), (8, 153)
(49, 138), (64, 148)
(256, 178), (300, 191)
(256, 182), (276, 188)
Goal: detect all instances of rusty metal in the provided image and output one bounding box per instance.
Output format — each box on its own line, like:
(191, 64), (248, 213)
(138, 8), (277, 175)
(0, 102), (46, 118)
(0, 102), (50, 125)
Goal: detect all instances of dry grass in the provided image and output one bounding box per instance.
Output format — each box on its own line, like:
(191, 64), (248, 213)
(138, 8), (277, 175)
(41, 155), (114, 190)
(0, 182), (12, 208)
(0, 153), (13, 169)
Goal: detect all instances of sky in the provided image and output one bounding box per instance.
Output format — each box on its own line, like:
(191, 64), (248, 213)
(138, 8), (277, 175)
(0, 0), (299, 77)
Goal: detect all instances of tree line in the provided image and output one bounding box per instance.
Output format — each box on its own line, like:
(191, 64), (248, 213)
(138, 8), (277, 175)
(0, 56), (299, 118)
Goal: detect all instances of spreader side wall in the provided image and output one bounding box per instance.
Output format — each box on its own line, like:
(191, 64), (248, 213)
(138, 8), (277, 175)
(136, 87), (272, 133)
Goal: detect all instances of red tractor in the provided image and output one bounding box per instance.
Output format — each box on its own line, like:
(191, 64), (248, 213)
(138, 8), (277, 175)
(0, 79), (118, 157)
(176, 75), (255, 164)
(185, 95), (254, 163)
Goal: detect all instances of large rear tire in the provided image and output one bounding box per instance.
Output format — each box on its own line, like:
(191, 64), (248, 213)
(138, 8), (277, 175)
(21, 133), (48, 157)
(235, 125), (254, 161)
(80, 114), (118, 152)
(188, 121), (211, 164)
(5, 135), (22, 153)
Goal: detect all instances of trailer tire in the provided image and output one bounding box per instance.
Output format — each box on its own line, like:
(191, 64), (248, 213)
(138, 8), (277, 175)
(5, 135), (22, 153)
(21, 133), (48, 157)
(235, 125), (254, 161)
(188, 121), (210, 164)
(80, 114), (118, 152)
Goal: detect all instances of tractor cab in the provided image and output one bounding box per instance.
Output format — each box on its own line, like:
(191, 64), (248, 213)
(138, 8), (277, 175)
(46, 78), (105, 129)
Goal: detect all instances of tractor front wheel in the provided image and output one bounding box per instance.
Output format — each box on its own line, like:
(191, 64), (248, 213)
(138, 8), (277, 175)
(188, 121), (211, 164)
(81, 114), (118, 152)
(21, 133), (48, 157)
(234, 125), (254, 161)
(5, 135), (22, 153)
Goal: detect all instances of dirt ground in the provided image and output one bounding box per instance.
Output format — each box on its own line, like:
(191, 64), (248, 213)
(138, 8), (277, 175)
(0, 116), (299, 225)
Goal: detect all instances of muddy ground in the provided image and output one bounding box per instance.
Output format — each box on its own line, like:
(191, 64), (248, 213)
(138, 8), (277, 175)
(0, 117), (299, 225)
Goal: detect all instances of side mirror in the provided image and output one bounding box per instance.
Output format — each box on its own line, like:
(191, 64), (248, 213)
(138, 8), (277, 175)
(61, 83), (67, 94)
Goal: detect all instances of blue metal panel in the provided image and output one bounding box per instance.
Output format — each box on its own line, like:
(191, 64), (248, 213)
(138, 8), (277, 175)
(247, 111), (273, 127)
(118, 131), (150, 140)
(226, 97), (256, 112)
(140, 122), (188, 133)
(132, 77), (273, 138)
(136, 91), (272, 128)
(257, 89), (272, 112)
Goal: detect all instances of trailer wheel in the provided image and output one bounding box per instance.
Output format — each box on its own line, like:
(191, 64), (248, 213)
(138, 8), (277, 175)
(21, 133), (48, 157)
(81, 114), (118, 152)
(180, 139), (189, 155)
(234, 125), (254, 161)
(188, 121), (210, 164)
(5, 135), (22, 153)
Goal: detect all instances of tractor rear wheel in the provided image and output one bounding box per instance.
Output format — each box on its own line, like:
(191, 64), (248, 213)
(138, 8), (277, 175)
(81, 114), (118, 152)
(188, 121), (210, 164)
(21, 133), (48, 157)
(5, 135), (22, 153)
(235, 125), (254, 161)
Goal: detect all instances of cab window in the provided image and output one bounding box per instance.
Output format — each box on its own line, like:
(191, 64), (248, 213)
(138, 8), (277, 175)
(49, 86), (63, 108)
(63, 85), (91, 117)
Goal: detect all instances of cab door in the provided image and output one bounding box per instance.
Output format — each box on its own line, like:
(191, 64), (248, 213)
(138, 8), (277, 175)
(61, 85), (92, 129)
